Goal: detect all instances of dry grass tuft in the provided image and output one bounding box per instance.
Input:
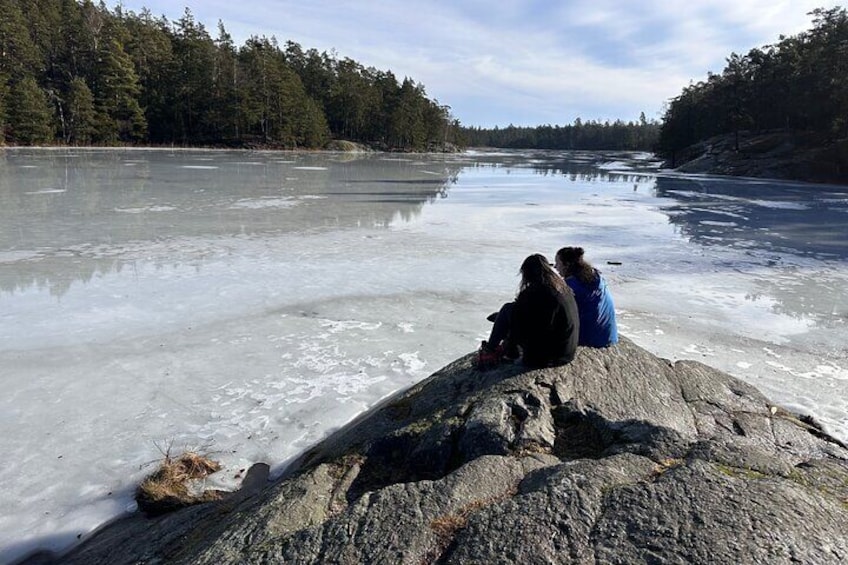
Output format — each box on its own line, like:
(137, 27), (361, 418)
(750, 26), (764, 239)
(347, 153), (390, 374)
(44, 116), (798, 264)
(429, 497), (507, 546)
(649, 457), (684, 480)
(430, 513), (468, 540)
(136, 451), (224, 515)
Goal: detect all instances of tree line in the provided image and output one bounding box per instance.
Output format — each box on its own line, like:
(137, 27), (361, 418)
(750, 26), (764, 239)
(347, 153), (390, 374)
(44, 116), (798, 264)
(658, 7), (848, 160)
(0, 0), (460, 150)
(460, 114), (660, 151)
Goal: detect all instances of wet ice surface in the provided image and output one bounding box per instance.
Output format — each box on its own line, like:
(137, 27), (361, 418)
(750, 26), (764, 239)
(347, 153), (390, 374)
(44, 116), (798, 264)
(1, 148), (847, 561)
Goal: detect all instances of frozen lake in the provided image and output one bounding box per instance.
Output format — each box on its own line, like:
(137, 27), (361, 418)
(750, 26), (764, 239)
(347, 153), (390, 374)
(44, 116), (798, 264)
(1, 147), (846, 562)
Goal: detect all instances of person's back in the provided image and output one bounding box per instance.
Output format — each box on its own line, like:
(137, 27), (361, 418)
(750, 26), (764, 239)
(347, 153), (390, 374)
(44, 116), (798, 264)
(556, 246), (619, 348)
(566, 272), (618, 347)
(511, 282), (579, 367)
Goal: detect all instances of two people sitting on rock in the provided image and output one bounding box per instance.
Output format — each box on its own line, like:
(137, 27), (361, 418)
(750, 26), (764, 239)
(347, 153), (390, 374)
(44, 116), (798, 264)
(478, 248), (618, 369)
(478, 254), (579, 369)
(554, 246), (619, 348)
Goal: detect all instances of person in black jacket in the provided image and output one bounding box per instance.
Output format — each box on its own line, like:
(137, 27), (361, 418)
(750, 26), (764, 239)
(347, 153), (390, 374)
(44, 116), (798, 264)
(478, 254), (580, 369)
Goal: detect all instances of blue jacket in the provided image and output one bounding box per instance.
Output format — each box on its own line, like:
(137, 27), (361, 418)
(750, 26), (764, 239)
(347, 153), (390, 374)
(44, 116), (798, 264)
(566, 271), (618, 347)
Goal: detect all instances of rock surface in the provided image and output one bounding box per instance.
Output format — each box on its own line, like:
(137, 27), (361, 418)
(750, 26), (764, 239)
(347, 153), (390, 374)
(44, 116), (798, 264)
(36, 338), (848, 564)
(667, 131), (848, 185)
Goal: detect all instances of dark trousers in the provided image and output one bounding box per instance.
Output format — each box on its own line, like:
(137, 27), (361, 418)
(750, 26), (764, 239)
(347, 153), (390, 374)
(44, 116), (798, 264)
(487, 302), (514, 347)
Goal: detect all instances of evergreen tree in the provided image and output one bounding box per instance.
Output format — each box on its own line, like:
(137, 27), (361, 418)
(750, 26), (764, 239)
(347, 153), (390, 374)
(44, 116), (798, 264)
(210, 21), (239, 141)
(123, 8), (174, 142)
(238, 36), (327, 146)
(327, 58), (372, 140)
(66, 77), (96, 144)
(92, 37), (147, 142)
(0, 0), (42, 81)
(171, 8), (216, 142)
(389, 78), (425, 149)
(0, 75), (8, 144)
(295, 95), (330, 147)
(8, 76), (53, 144)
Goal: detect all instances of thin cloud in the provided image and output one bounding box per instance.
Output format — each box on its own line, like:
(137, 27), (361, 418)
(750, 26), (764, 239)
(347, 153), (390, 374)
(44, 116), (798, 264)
(117, 0), (842, 127)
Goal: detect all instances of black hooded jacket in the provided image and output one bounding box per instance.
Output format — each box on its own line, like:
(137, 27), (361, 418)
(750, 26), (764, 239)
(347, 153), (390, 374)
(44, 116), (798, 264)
(510, 283), (579, 367)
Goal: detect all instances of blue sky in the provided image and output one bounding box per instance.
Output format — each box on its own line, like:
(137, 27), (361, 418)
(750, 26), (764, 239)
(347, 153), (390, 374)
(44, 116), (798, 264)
(115, 1), (842, 127)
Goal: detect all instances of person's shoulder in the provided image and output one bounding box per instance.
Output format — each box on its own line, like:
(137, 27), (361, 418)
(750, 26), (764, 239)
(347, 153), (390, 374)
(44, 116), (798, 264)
(565, 276), (585, 292)
(519, 284), (559, 302)
(518, 284), (544, 298)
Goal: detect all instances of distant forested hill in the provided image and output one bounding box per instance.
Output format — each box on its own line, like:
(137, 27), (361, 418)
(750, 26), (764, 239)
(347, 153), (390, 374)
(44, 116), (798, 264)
(658, 7), (848, 179)
(0, 0), (460, 150)
(460, 114), (660, 151)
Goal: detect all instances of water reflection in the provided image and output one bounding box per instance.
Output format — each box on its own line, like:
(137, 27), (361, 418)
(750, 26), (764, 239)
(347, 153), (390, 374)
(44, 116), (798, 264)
(0, 149), (461, 297)
(460, 148), (660, 185)
(654, 175), (848, 260)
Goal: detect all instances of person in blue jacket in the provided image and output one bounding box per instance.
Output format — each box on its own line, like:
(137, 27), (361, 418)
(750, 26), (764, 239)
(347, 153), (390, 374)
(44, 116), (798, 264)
(554, 246), (619, 348)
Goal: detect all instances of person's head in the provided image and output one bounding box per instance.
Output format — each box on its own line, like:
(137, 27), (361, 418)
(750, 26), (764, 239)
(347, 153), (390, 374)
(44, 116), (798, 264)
(555, 246), (596, 283)
(519, 253), (566, 293)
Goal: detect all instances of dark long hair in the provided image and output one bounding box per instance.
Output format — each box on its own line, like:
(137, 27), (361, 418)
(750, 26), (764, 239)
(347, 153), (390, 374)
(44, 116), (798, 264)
(519, 253), (567, 295)
(556, 246), (598, 285)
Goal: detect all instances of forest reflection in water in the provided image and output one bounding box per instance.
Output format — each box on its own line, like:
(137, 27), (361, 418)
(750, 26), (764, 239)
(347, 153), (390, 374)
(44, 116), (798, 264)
(2, 147), (846, 328)
(655, 174), (848, 261)
(0, 149), (461, 297)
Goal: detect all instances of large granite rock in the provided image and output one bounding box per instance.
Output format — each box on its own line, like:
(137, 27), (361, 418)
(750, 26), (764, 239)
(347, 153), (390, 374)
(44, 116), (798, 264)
(41, 338), (848, 564)
(666, 130), (848, 184)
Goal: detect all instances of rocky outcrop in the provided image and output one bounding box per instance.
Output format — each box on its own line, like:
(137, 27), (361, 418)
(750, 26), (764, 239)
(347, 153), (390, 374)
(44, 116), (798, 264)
(41, 338), (848, 564)
(323, 140), (373, 152)
(668, 131), (848, 185)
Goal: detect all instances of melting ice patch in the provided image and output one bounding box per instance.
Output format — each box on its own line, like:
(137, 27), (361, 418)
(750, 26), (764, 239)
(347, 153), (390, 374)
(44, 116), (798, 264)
(683, 343), (715, 357)
(700, 220), (738, 227)
(229, 198), (298, 210)
(320, 319), (383, 334)
(0, 250), (41, 263)
(763, 359), (848, 381)
(689, 207), (748, 220)
(25, 189), (66, 195)
(763, 347), (782, 358)
(115, 205), (177, 213)
(598, 160), (631, 170)
(750, 200), (809, 210)
(663, 190), (809, 210)
(801, 363), (848, 380)
(397, 352), (427, 373)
